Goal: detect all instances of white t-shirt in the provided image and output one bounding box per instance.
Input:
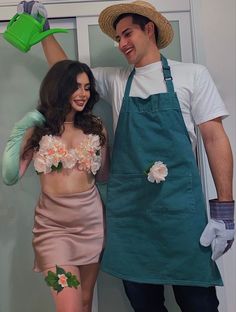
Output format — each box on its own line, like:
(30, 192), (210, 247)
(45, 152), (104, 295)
(92, 59), (228, 150)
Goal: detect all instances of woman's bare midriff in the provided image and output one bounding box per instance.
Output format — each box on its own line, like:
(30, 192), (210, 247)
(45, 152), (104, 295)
(40, 168), (95, 195)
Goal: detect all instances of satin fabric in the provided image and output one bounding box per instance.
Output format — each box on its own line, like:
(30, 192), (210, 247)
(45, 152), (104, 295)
(32, 185), (104, 272)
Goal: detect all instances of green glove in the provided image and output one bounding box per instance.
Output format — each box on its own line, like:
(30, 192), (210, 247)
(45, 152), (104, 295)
(2, 110), (45, 185)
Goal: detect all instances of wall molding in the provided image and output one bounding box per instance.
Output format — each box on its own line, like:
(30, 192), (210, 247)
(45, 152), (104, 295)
(0, 0), (190, 20)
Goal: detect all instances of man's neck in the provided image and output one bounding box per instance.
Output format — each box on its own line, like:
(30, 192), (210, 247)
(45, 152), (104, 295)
(135, 48), (161, 68)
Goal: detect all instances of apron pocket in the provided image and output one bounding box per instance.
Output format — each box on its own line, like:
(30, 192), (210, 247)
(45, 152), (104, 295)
(146, 175), (195, 215)
(107, 174), (146, 217)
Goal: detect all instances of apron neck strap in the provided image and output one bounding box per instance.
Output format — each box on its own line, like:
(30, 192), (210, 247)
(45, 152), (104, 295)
(124, 68), (135, 99)
(124, 55), (175, 98)
(161, 54), (175, 93)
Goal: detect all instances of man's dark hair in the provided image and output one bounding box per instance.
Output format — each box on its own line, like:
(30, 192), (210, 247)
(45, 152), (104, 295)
(113, 13), (158, 44)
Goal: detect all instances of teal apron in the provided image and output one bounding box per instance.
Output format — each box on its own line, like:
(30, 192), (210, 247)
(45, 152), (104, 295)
(101, 56), (223, 286)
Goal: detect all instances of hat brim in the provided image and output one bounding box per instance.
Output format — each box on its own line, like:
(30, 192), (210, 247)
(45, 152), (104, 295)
(98, 2), (173, 49)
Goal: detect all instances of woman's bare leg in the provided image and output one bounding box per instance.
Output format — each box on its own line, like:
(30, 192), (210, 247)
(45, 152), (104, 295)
(43, 265), (82, 312)
(79, 263), (100, 312)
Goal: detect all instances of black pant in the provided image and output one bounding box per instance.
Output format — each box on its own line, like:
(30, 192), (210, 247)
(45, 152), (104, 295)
(123, 280), (219, 312)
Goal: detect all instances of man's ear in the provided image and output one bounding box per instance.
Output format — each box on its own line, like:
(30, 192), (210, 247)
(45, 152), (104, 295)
(145, 21), (155, 38)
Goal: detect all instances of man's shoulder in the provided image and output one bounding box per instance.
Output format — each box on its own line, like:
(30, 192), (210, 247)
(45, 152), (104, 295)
(92, 66), (132, 79)
(168, 59), (210, 82)
(168, 59), (206, 72)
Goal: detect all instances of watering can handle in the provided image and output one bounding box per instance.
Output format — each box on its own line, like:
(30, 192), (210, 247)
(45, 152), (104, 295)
(7, 13), (46, 30)
(7, 13), (19, 29)
(37, 14), (46, 28)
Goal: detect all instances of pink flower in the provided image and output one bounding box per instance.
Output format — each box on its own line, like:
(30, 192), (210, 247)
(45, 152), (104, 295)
(147, 161), (168, 183)
(34, 154), (51, 174)
(39, 135), (55, 152)
(34, 134), (102, 175)
(62, 151), (77, 169)
(58, 274), (68, 288)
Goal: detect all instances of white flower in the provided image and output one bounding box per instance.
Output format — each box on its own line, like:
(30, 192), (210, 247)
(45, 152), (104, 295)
(91, 154), (102, 175)
(147, 161), (168, 183)
(58, 274), (68, 288)
(89, 134), (101, 150)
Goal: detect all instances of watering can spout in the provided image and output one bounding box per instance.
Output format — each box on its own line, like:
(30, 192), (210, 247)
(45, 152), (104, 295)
(30, 28), (68, 46)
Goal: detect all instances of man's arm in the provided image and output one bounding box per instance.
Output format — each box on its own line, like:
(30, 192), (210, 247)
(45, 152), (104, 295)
(199, 117), (234, 261)
(42, 35), (67, 67)
(199, 117), (233, 201)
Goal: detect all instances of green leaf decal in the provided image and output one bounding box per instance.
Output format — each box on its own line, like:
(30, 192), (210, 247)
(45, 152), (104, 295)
(45, 265), (80, 293)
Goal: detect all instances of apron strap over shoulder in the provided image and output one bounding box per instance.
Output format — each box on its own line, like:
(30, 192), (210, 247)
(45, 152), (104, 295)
(124, 68), (135, 100)
(161, 54), (175, 93)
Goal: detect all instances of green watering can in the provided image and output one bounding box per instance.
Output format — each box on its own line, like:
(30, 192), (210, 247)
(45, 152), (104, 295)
(4, 13), (68, 52)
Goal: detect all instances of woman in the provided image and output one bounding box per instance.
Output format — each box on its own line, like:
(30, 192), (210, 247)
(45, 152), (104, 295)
(2, 60), (110, 312)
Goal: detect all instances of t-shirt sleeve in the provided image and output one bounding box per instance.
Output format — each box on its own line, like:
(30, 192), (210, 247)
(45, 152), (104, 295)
(92, 66), (131, 108)
(92, 67), (118, 104)
(191, 65), (229, 125)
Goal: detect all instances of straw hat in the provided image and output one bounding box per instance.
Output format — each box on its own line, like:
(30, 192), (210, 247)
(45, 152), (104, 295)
(98, 0), (173, 49)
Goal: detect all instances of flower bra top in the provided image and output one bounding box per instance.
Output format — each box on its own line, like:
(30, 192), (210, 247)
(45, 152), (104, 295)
(33, 134), (102, 175)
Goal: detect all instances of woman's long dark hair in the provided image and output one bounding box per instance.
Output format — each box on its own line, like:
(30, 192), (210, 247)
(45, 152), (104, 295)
(23, 60), (105, 157)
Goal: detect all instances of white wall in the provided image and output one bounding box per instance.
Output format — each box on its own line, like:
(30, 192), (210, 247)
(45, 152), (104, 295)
(190, 1), (236, 311)
(0, 1), (234, 311)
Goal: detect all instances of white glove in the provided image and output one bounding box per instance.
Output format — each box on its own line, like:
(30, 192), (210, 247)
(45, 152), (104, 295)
(200, 199), (235, 261)
(17, 1), (49, 30)
(200, 219), (235, 261)
(17, 1), (47, 18)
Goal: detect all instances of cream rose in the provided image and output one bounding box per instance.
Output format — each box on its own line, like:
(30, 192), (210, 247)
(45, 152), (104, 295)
(147, 161), (168, 183)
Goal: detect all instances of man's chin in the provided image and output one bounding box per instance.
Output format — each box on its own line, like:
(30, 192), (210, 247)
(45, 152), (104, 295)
(125, 57), (135, 65)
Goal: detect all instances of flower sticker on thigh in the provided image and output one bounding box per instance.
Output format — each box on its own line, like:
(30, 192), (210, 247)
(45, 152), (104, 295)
(45, 265), (80, 293)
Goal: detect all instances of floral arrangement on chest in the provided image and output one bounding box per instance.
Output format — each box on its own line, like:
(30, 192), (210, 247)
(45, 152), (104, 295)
(34, 122), (102, 175)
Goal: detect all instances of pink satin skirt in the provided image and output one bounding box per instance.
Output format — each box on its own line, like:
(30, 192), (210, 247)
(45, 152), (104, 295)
(32, 185), (104, 272)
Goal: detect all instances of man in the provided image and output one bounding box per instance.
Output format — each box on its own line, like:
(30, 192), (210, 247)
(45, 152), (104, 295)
(17, 1), (235, 311)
